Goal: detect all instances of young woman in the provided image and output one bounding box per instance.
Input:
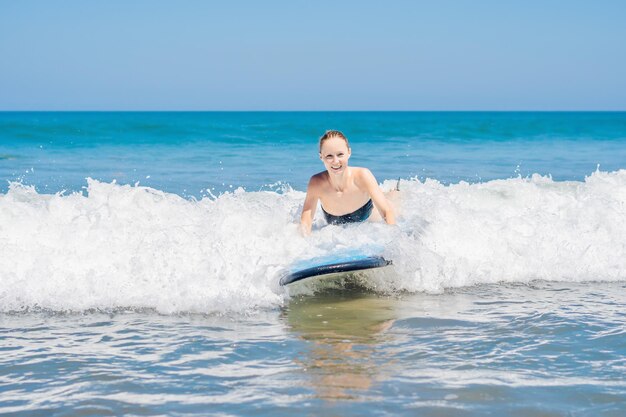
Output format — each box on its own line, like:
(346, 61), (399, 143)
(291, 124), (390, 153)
(300, 130), (396, 236)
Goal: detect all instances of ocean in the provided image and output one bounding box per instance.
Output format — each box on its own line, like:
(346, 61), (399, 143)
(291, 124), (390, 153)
(1, 111), (625, 416)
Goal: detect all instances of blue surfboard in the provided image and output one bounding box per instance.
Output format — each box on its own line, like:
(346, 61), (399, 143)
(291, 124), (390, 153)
(280, 250), (392, 286)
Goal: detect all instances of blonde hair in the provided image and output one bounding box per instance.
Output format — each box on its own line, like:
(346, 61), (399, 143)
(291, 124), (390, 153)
(319, 130), (349, 152)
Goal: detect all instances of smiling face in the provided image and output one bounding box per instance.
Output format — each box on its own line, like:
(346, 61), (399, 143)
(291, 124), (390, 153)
(320, 135), (351, 175)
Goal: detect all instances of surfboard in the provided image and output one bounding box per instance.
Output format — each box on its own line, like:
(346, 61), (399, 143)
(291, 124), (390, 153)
(280, 250), (392, 286)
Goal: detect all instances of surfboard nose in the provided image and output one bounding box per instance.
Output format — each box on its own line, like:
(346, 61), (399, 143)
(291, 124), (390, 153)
(280, 255), (392, 286)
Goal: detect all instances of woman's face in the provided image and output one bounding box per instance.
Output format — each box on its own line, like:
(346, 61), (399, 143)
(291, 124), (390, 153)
(320, 136), (351, 175)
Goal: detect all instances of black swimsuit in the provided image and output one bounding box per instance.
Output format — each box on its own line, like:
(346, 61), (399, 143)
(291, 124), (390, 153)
(321, 199), (374, 225)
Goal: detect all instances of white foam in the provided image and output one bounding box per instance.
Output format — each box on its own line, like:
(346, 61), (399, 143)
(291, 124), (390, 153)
(382, 169), (626, 293)
(1, 170), (626, 313)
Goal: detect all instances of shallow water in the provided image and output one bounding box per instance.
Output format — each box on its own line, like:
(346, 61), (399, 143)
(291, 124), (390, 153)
(2, 281), (625, 416)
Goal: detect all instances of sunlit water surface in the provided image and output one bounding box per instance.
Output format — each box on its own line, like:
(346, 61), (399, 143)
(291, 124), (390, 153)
(2, 281), (625, 416)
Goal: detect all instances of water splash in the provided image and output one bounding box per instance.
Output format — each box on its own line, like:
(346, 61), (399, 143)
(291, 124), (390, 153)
(1, 170), (626, 313)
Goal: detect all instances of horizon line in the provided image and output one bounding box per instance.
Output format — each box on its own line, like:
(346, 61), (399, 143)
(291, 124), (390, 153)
(1, 109), (625, 113)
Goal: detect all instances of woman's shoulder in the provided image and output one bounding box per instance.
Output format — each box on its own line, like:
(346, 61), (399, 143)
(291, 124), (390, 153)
(308, 171), (328, 186)
(352, 167), (378, 189)
(351, 166), (372, 175)
(352, 167), (375, 180)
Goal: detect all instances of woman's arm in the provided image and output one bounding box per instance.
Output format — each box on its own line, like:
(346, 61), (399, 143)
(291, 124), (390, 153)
(360, 169), (396, 225)
(300, 176), (320, 236)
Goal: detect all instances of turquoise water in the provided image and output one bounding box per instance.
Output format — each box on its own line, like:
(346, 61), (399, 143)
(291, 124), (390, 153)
(2, 112), (626, 195)
(1, 112), (626, 415)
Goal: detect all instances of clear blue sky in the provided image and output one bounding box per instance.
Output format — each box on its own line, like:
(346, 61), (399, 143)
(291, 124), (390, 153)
(1, 0), (625, 110)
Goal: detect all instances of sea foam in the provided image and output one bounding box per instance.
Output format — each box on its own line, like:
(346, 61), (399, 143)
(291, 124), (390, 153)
(1, 170), (626, 313)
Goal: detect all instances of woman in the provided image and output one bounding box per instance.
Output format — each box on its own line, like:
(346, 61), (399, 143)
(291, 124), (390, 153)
(300, 130), (396, 236)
